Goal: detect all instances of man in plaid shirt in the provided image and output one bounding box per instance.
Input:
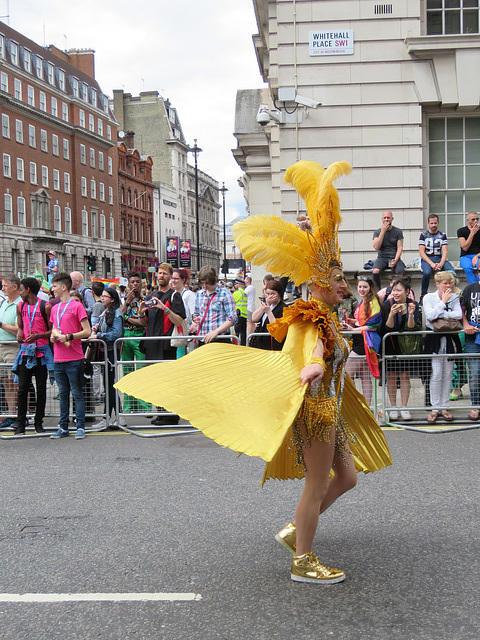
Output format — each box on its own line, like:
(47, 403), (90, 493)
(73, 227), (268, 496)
(191, 266), (237, 344)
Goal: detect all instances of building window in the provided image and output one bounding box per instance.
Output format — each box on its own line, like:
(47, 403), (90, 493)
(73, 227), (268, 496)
(141, 223), (145, 243)
(47, 62), (55, 85)
(31, 191), (50, 228)
(63, 138), (69, 160)
(91, 88), (97, 108)
(77, 145), (85, 165)
(51, 96), (58, 117)
(97, 118), (103, 136)
(81, 177), (87, 197)
(23, 48), (31, 72)
(17, 158), (25, 181)
(110, 216), (114, 240)
(14, 78), (21, 100)
(52, 134), (59, 156)
(27, 85), (35, 106)
(35, 55), (43, 79)
(108, 157), (113, 175)
(41, 129), (48, 152)
(0, 71), (8, 92)
(427, 0), (480, 35)
(91, 211), (97, 237)
(79, 109), (85, 128)
(109, 186), (114, 205)
(58, 69), (65, 91)
(99, 151), (104, 171)
(39, 91), (46, 111)
(72, 77), (79, 97)
(100, 213), (106, 239)
(28, 124), (36, 147)
(10, 41), (19, 65)
(3, 153), (11, 177)
(53, 169), (60, 190)
(429, 116), (480, 261)
(0, 34), (5, 60)
(62, 103), (68, 122)
(41, 165), (48, 187)
(107, 125), (112, 141)
(99, 182), (105, 202)
(2, 113), (9, 138)
(65, 206), (72, 234)
(4, 193), (13, 224)
(30, 161), (37, 184)
(89, 147), (95, 168)
(134, 222), (138, 242)
(17, 196), (26, 226)
(88, 114), (94, 132)
(53, 204), (61, 231)
(91, 179), (96, 199)
(64, 172), (71, 193)
(82, 209), (88, 235)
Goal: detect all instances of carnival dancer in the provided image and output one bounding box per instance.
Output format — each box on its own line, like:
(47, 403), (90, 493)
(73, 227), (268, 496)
(115, 160), (392, 585)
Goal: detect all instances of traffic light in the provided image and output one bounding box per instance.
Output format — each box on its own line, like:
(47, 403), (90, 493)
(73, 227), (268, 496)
(87, 254), (97, 272)
(221, 259), (229, 275)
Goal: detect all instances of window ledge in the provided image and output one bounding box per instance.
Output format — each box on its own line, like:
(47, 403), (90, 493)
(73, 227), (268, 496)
(405, 33), (480, 57)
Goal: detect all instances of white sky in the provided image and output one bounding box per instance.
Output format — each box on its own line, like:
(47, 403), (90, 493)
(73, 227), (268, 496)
(5, 0), (266, 223)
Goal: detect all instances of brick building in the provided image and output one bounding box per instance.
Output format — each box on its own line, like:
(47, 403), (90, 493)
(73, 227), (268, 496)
(0, 21), (120, 279)
(118, 131), (155, 278)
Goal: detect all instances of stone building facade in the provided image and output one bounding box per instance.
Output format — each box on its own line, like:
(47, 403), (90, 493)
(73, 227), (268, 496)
(112, 89), (221, 271)
(117, 132), (155, 278)
(234, 0), (480, 287)
(0, 21), (120, 279)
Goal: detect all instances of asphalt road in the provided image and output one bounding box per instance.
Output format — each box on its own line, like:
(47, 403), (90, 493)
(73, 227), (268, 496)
(0, 427), (478, 640)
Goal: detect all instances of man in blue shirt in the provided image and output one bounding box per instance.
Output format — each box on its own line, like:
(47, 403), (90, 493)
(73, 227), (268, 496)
(418, 214), (456, 298)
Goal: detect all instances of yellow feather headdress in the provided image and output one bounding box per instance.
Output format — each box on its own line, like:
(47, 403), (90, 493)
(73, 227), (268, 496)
(233, 160), (352, 290)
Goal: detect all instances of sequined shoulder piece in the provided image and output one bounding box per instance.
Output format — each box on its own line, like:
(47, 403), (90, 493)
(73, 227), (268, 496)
(268, 299), (340, 358)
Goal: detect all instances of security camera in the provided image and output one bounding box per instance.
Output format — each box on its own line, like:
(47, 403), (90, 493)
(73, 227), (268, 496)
(256, 106), (284, 126)
(295, 95), (322, 109)
(256, 109), (271, 126)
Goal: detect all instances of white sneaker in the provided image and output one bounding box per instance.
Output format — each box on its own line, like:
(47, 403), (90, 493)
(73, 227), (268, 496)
(400, 410), (412, 421)
(92, 418), (107, 430)
(117, 415), (127, 427)
(388, 410), (398, 421)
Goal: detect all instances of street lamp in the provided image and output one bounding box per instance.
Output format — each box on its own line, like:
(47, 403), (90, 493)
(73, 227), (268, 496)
(188, 139), (202, 272)
(219, 182), (228, 281)
(127, 220), (132, 270)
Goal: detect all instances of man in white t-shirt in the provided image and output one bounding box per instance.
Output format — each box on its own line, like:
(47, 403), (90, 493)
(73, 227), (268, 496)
(244, 275), (256, 339)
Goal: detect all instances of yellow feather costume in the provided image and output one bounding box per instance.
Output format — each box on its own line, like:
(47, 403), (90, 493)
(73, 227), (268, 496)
(115, 160), (392, 482)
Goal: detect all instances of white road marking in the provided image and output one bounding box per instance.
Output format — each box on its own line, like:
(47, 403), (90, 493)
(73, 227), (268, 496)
(0, 592), (201, 603)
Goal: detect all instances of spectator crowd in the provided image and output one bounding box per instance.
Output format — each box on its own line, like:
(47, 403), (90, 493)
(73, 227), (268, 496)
(2, 209), (480, 435)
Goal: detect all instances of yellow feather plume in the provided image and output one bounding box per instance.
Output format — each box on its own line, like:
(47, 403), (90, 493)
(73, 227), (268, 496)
(316, 161), (352, 235)
(283, 161), (325, 220)
(233, 215), (313, 285)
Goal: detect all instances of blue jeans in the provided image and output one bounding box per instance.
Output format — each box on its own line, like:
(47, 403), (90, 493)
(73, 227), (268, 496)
(54, 360), (85, 430)
(459, 254), (479, 284)
(421, 257), (456, 296)
(465, 339), (480, 406)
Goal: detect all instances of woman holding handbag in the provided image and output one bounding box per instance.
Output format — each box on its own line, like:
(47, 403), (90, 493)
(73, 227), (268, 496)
(170, 269), (195, 357)
(422, 271), (463, 423)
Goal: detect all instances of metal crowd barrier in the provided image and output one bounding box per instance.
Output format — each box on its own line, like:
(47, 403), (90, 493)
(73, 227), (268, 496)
(113, 333), (238, 438)
(0, 338), (109, 439)
(380, 330), (480, 433)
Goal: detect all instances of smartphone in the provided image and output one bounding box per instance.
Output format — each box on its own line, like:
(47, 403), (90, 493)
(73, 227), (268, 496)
(259, 296), (266, 303)
(144, 299), (156, 308)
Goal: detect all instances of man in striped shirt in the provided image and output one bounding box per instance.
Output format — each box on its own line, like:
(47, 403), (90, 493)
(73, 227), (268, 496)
(191, 266), (236, 345)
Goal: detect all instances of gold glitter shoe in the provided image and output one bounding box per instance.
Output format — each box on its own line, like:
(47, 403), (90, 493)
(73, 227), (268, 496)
(291, 553), (345, 585)
(275, 522), (296, 554)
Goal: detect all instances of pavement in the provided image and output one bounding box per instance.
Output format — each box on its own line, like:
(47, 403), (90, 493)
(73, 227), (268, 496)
(0, 427), (478, 640)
